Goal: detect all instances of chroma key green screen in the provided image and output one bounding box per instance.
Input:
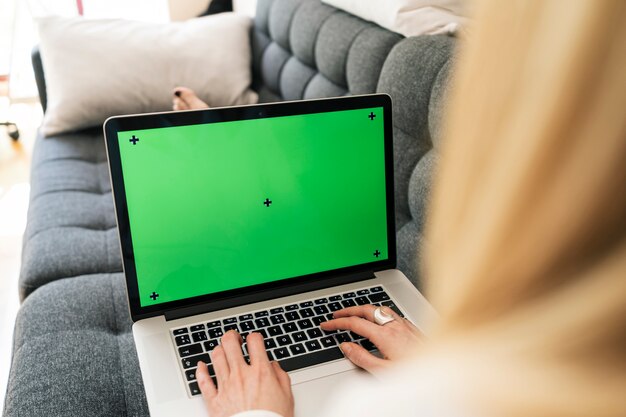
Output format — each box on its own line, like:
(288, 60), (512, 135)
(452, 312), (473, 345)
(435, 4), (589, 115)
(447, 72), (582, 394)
(117, 107), (389, 307)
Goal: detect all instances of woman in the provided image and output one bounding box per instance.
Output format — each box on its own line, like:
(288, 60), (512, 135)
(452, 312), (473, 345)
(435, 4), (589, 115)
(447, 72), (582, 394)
(194, 0), (626, 416)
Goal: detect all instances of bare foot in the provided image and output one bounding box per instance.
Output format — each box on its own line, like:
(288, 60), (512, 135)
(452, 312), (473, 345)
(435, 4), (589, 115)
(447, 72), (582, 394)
(172, 87), (209, 110)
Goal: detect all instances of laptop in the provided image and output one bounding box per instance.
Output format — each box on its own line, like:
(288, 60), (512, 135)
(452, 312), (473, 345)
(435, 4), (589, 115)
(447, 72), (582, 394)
(104, 94), (436, 417)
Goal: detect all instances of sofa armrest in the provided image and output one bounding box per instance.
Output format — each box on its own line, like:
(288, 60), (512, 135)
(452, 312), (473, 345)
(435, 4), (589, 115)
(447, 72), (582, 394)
(31, 46), (47, 113)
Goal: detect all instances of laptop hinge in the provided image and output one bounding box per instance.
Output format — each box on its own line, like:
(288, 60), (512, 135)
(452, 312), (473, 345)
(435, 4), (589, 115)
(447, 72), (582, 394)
(163, 270), (376, 322)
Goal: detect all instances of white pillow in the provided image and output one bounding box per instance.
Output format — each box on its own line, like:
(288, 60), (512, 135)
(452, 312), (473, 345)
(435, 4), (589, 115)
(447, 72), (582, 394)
(37, 13), (258, 136)
(322, 0), (468, 37)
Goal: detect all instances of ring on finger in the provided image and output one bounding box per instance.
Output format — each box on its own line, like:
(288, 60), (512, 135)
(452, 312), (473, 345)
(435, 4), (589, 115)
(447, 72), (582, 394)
(373, 307), (395, 326)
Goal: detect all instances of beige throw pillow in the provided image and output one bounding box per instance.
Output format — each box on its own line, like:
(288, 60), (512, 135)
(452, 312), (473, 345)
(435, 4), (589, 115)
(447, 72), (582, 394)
(37, 13), (258, 136)
(322, 0), (468, 37)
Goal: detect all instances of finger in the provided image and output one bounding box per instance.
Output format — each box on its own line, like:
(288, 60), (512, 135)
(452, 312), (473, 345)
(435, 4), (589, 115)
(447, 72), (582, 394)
(210, 345), (230, 386)
(196, 361), (217, 398)
(332, 305), (377, 321)
(378, 305), (403, 321)
(320, 316), (382, 342)
(340, 342), (387, 373)
(221, 330), (246, 369)
(246, 332), (270, 366)
(403, 318), (424, 337)
(271, 361), (292, 392)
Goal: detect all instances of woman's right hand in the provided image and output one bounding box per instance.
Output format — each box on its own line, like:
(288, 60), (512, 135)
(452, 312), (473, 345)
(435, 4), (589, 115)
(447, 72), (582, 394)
(320, 305), (424, 374)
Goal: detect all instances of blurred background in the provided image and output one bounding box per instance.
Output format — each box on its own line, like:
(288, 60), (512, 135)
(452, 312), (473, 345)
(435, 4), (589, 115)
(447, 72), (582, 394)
(0, 0), (256, 408)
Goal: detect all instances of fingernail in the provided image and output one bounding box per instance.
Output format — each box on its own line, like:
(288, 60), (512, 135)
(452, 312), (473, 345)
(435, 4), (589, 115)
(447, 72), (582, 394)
(174, 90), (181, 97)
(339, 342), (351, 354)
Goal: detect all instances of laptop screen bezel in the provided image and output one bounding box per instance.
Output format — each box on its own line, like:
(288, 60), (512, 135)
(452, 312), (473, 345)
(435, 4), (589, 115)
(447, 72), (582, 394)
(104, 94), (396, 322)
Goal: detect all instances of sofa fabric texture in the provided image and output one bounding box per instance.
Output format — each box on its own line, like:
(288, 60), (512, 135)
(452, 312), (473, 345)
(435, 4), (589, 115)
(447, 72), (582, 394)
(5, 0), (454, 415)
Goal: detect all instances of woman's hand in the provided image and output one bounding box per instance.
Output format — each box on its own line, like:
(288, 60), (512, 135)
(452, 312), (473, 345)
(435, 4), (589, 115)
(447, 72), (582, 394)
(320, 305), (424, 373)
(196, 330), (294, 417)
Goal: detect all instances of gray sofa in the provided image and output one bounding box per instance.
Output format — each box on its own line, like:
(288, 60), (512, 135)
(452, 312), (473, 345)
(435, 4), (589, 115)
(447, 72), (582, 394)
(3, 0), (454, 415)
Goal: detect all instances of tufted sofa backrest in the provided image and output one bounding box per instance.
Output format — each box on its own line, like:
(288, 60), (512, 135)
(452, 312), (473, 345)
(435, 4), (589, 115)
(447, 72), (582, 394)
(250, 0), (455, 288)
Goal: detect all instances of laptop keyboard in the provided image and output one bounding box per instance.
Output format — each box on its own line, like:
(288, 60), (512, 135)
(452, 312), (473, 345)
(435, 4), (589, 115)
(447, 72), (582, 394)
(171, 285), (404, 397)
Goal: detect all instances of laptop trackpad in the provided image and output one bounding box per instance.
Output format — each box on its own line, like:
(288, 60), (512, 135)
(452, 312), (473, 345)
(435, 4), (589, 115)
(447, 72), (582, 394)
(292, 365), (373, 417)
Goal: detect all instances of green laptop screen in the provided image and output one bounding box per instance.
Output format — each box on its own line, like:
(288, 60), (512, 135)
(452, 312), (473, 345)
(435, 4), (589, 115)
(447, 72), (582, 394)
(117, 107), (388, 307)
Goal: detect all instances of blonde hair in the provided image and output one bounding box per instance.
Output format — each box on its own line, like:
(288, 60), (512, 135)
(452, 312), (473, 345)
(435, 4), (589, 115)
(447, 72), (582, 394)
(424, 0), (626, 416)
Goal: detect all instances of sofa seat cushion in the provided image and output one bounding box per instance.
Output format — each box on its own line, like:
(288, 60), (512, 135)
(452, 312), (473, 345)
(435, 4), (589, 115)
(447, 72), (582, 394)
(20, 130), (123, 300)
(4, 273), (148, 417)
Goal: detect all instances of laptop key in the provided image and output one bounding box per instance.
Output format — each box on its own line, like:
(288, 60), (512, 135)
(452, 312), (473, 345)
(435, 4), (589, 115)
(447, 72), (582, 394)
(369, 292), (390, 303)
(285, 304), (299, 311)
(267, 350), (274, 361)
(355, 296), (369, 305)
(204, 339), (219, 351)
(255, 318), (271, 328)
(299, 301), (313, 308)
(282, 323), (297, 333)
(264, 338), (277, 350)
(341, 299), (356, 308)
(320, 336), (337, 348)
(270, 307), (284, 314)
(361, 339), (376, 351)
(292, 331), (307, 343)
(179, 343), (203, 358)
(312, 316), (326, 326)
(370, 286), (383, 293)
(328, 295), (342, 302)
(240, 321), (255, 332)
(192, 332), (208, 342)
(185, 368), (197, 381)
(328, 302), (342, 312)
(207, 328), (223, 339)
(297, 319), (313, 329)
(274, 347), (290, 359)
(224, 324), (239, 332)
(356, 289), (370, 296)
(350, 332), (365, 341)
(276, 335), (292, 346)
(182, 353), (211, 369)
(175, 335), (191, 346)
(238, 314), (253, 321)
(289, 343), (306, 355)
(268, 326), (283, 337)
(270, 315), (286, 325)
(313, 305), (329, 315)
(189, 382), (201, 396)
(305, 340), (322, 352)
(285, 311), (300, 321)
(207, 320), (221, 329)
(277, 347), (344, 372)
(381, 301), (405, 317)
(342, 292), (356, 299)
(256, 329), (268, 339)
(190, 324), (205, 332)
(223, 317), (237, 325)
(335, 333), (350, 343)
(173, 328), (188, 335)
(307, 328), (323, 339)
(314, 298), (328, 305)
(254, 311), (269, 318)
(300, 308), (314, 318)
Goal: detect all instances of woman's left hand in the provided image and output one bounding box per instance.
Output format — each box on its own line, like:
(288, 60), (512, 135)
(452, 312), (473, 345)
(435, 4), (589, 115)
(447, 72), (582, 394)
(196, 330), (294, 417)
